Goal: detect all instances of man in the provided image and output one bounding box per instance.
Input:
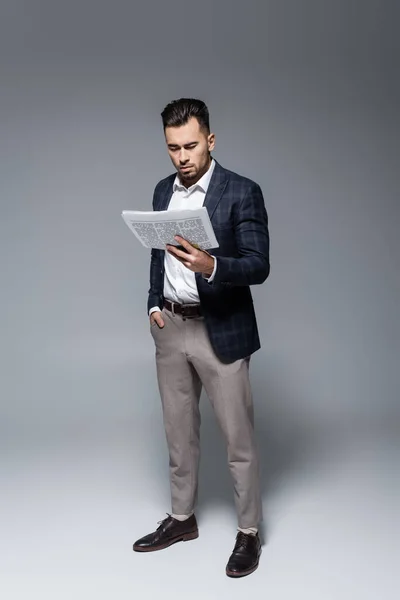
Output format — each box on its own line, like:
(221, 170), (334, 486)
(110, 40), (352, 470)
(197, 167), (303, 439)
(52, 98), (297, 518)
(133, 98), (270, 578)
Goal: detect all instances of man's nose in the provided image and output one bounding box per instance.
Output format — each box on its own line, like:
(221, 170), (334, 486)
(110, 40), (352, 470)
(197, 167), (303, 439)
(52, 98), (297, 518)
(179, 149), (189, 163)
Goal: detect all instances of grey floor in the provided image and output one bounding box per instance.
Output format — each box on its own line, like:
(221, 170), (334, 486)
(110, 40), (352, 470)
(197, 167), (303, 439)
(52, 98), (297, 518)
(1, 401), (398, 600)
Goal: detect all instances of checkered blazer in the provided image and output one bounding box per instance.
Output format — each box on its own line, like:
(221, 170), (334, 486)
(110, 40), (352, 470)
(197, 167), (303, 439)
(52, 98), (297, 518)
(147, 159), (270, 363)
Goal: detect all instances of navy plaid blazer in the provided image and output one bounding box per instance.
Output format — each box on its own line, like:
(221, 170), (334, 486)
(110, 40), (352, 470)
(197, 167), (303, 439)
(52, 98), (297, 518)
(147, 159), (270, 363)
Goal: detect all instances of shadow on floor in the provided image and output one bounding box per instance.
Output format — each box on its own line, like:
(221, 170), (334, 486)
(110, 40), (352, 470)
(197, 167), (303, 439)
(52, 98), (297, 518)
(195, 360), (326, 544)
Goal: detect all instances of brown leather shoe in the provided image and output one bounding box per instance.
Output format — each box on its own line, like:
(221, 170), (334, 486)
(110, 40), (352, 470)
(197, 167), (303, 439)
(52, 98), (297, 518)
(226, 531), (261, 577)
(133, 514), (199, 552)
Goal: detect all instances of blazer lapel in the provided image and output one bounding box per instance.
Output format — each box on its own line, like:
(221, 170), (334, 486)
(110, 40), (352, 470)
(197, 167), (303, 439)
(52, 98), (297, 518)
(203, 160), (228, 220)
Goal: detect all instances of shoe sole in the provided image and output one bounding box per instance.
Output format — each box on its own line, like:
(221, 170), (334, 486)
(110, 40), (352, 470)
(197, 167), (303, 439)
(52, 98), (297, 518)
(226, 561), (259, 578)
(133, 529), (199, 552)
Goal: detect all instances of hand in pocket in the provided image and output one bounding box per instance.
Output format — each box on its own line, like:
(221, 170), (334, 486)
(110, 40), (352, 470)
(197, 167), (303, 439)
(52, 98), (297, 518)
(150, 311), (165, 328)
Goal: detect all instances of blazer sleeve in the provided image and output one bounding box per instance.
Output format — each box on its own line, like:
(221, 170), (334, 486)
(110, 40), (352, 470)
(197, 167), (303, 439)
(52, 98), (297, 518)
(211, 182), (270, 287)
(147, 184), (164, 313)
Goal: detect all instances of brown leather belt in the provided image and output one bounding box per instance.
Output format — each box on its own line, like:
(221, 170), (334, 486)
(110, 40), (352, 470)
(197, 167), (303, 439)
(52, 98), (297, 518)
(163, 299), (202, 318)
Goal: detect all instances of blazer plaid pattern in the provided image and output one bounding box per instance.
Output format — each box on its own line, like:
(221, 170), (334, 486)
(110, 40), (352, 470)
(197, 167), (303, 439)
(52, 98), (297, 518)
(147, 159), (270, 363)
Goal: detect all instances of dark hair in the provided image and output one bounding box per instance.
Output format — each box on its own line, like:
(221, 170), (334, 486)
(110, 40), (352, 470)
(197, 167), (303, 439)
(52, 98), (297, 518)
(161, 98), (210, 133)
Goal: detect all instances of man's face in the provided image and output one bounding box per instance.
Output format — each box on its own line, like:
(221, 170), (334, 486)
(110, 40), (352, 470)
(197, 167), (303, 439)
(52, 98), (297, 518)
(165, 117), (215, 186)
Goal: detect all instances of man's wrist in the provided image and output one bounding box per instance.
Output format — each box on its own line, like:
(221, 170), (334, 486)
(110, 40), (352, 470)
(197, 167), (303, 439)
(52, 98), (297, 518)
(202, 256), (217, 282)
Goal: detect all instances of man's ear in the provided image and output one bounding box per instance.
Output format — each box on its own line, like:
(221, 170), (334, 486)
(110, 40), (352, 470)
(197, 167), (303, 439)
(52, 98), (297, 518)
(208, 132), (216, 151)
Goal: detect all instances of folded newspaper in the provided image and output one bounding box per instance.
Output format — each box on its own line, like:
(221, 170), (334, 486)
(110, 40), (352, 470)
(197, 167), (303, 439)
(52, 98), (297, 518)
(121, 207), (219, 250)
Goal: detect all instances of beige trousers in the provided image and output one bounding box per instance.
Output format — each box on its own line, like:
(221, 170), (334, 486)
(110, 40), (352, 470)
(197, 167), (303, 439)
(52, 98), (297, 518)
(150, 306), (263, 529)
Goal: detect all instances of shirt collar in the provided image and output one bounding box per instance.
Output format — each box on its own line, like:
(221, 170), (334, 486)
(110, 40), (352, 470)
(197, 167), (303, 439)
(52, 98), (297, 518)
(173, 158), (215, 193)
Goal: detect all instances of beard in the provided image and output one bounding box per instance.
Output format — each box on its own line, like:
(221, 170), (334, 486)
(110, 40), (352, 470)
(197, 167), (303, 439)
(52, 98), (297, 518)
(178, 165), (197, 184)
(182, 170), (196, 179)
(176, 155), (211, 185)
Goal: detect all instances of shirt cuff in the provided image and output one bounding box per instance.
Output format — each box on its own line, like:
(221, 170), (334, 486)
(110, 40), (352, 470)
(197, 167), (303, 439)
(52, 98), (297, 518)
(203, 256), (217, 283)
(149, 306), (162, 316)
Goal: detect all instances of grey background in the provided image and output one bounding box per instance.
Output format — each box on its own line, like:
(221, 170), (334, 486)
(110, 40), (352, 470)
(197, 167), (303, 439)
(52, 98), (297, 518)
(0, 1), (399, 598)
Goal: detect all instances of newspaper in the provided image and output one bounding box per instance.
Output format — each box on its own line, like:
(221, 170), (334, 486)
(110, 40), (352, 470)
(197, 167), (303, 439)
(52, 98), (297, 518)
(121, 207), (219, 250)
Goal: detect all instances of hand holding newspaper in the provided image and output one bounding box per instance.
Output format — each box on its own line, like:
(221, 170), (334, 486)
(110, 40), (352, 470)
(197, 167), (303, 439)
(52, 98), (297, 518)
(121, 207), (219, 250)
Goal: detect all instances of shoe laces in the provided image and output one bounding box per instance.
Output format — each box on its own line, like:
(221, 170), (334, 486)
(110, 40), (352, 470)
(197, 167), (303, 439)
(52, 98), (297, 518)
(156, 513), (172, 530)
(235, 531), (256, 550)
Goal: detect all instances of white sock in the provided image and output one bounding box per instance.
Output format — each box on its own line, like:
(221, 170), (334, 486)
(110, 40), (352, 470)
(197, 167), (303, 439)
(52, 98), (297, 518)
(238, 526), (258, 535)
(171, 513), (192, 521)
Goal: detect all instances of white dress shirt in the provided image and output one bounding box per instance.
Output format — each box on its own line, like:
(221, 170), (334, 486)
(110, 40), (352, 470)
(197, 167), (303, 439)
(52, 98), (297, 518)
(149, 158), (217, 316)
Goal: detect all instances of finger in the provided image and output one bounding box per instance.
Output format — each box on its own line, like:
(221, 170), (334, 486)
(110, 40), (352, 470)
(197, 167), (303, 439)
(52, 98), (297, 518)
(150, 311), (163, 325)
(173, 236), (195, 253)
(154, 315), (165, 328)
(168, 252), (195, 271)
(167, 245), (194, 262)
